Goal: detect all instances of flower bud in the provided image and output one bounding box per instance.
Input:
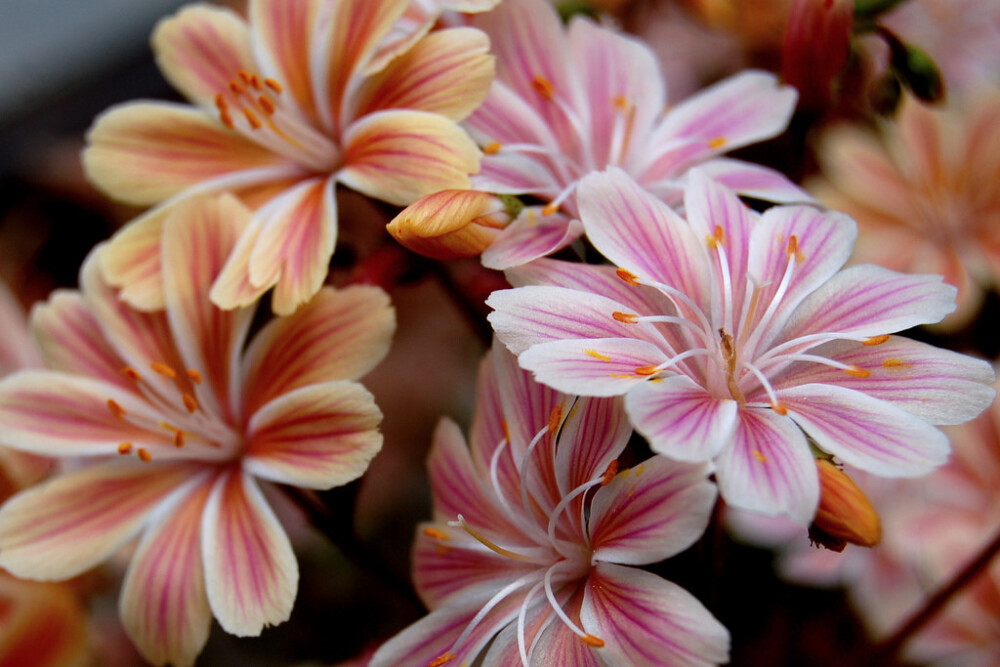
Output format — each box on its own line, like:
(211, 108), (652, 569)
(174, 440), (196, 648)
(781, 0), (854, 110)
(808, 458), (881, 552)
(387, 190), (514, 260)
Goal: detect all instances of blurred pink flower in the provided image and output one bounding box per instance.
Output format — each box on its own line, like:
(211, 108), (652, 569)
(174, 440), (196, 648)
(488, 168), (995, 523)
(809, 91), (1000, 330)
(371, 344), (728, 666)
(464, 0), (807, 269)
(84, 0), (493, 314)
(0, 194), (394, 666)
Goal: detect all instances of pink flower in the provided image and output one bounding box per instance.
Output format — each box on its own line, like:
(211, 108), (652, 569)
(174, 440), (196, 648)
(0, 194), (395, 666)
(371, 344), (728, 666)
(83, 0), (494, 314)
(488, 168), (995, 523)
(465, 0), (807, 268)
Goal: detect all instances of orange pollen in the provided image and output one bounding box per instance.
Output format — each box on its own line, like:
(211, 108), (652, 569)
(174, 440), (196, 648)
(264, 77), (282, 94)
(258, 95), (276, 115)
(187, 369), (203, 384)
(532, 74), (555, 100)
(250, 74), (262, 91)
(137, 448), (152, 463)
(844, 366), (870, 378)
(601, 460), (619, 486)
(423, 527), (450, 541)
(173, 430), (185, 448)
(580, 634), (605, 648)
(429, 653), (456, 667)
(214, 93), (228, 111)
(219, 110), (236, 130)
(243, 108), (262, 129)
(707, 225), (725, 249)
(864, 335), (890, 346)
(707, 136), (727, 149)
(612, 311), (639, 323)
(150, 362), (177, 379)
(182, 393), (199, 413)
(107, 399), (127, 420)
(613, 94), (629, 110)
(616, 268), (640, 285)
(634, 365), (660, 376)
(238, 69), (253, 84)
(882, 358), (908, 368)
(483, 141), (501, 154)
(787, 235), (805, 262)
(548, 406), (563, 435)
(771, 402), (788, 415)
(541, 202), (559, 216)
(228, 80), (245, 95)
(121, 366), (142, 382)
(117, 442), (133, 455)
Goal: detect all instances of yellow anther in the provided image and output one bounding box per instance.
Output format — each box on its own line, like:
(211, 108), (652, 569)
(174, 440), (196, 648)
(548, 406), (563, 434)
(107, 399), (127, 420)
(616, 268), (640, 285)
(182, 393), (199, 413)
(707, 136), (727, 150)
(532, 74), (555, 100)
(753, 450), (768, 463)
(634, 365), (659, 376)
(844, 366), (870, 378)
(137, 448), (152, 463)
(150, 362), (177, 379)
(483, 141), (501, 154)
(423, 527), (450, 541)
(264, 77), (282, 93)
(580, 634), (605, 648)
(117, 442), (133, 455)
(612, 311), (639, 323)
(600, 460), (619, 486)
(864, 335), (890, 346)
(187, 369), (203, 384)
(429, 653), (456, 667)
(121, 366), (142, 382)
(585, 349), (612, 362)
(243, 108), (262, 129)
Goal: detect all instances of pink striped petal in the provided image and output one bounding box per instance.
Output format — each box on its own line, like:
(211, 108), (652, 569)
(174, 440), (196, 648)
(481, 208), (581, 270)
(781, 384), (951, 477)
(357, 27), (494, 121)
(202, 469), (297, 636)
(698, 158), (813, 203)
(775, 337), (995, 425)
(30, 291), (131, 390)
(207, 215), (270, 311)
(162, 194), (254, 421)
(555, 395), (631, 495)
(782, 264), (957, 343)
(83, 102), (291, 206)
(626, 375), (739, 462)
(152, 4), (255, 108)
(518, 338), (670, 397)
(102, 204), (169, 311)
(119, 477), (214, 667)
(578, 169), (709, 310)
(244, 381), (382, 489)
(466, 80), (558, 148)
(338, 110), (480, 206)
(490, 342), (562, 468)
(590, 457), (715, 565)
(0, 462), (194, 579)
(468, 350), (508, 475)
(581, 563), (730, 666)
(241, 285), (394, 414)
(472, 149), (563, 196)
(715, 407), (818, 523)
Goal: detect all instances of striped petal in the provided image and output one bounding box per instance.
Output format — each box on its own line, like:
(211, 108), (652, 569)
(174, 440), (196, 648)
(581, 563), (730, 666)
(83, 102), (291, 206)
(555, 395), (631, 496)
(698, 158), (813, 203)
(356, 27), (495, 121)
(101, 204), (170, 311)
(518, 338), (671, 397)
(781, 384), (951, 477)
(338, 109), (480, 206)
(202, 469), (297, 637)
(626, 375), (739, 462)
(715, 407), (818, 524)
(244, 381), (382, 489)
(119, 477), (214, 667)
(590, 457), (716, 565)
(0, 462), (194, 579)
(241, 285), (394, 414)
(481, 208), (581, 270)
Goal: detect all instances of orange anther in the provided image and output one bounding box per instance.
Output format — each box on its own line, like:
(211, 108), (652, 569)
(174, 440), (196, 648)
(634, 365), (659, 376)
(238, 69), (253, 84)
(429, 653), (456, 667)
(228, 80), (245, 95)
(121, 366), (142, 382)
(483, 141), (501, 154)
(219, 110), (236, 130)
(500, 419), (510, 443)
(137, 448), (152, 462)
(541, 202), (559, 216)
(532, 74), (555, 100)
(182, 393), (199, 413)
(708, 136), (727, 150)
(864, 335), (890, 346)
(601, 460), (619, 486)
(150, 362), (177, 379)
(117, 442), (133, 455)
(612, 311), (638, 323)
(613, 94), (629, 110)
(249, 74), (262, 90)
(882, 358), (910, 368)
(580, 634), (605, 647)
(264, 78), (282, 94)
(548, 406), (563, 434)
(258, 96), (275, 115)
(787, 235), (806, 262)
(214, 93), (228, 110)
(243, 108), (262, 129)
(616, 268), (640, 285)
(187, 369), (203, 384)
(107, 399), (127, 420)
(753, 450), (768, 463)
(423, 527), (450, 541)
(173, 430), (185, 448)
(844, 366), (870, 378)
(771, 402), (788, 415)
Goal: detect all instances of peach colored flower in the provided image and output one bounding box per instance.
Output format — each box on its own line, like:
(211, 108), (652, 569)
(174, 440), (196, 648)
(84, 0), (493, 314)
(0, 194), (394, 665)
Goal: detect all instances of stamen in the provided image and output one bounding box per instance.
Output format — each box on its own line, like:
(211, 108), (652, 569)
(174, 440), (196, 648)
(229, 80), (245, 95)
(121, 366), (142, 382)
(238, 69), (253, 85)
(613, 311), (639, 323)
(173, 430), (185, 448)
(150, 362), (177, 379)
(542, 202), (559, 216)
(423, 527), (450, 541)
(753, 450), (768, 463)
(843, 366), (870, 378)
(787, 235), (806, 263)
(883, 358), (911, 368)
(137, 448), (152, 462)
(429, 653), (456, 667)
(708, 136), (727, 150)
(616, 268), (640, 285)
(258, 96), (276, 115)
(634, 366), (659, 376)
(581, 634), (606, 648)
(219, 110), (236, 130)
(187, 369), (203, 384)
(249, 73), (262, 91)
(452, 515), (531, 561)
(532, 74), (555, 100)
(706, 225), (726, 249)
(771, 402), (788, 415)
(182, 393), (199, 413)
(107, 399), (127, 420)
(548, 406), (563, 435)
(601, 460), (619, 485)
(544, 564), (595, 644)
(214, 93), (228, 111)
(117, 442), (133, 455)
(864, 335), (890, 346)
(483, 141), (501, 154)
(243, 108), (262, 129)
(264, 78), (282, 94)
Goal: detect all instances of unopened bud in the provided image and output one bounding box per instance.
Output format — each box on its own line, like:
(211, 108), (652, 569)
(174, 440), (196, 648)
(808, 459), (881, 552)
(387, 189), (513, 260)
(782, 0), (854, 110)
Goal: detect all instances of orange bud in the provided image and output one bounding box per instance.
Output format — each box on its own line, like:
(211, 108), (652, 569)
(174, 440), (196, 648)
(809, 458), (881, 552)
(387, 189), (513, 260)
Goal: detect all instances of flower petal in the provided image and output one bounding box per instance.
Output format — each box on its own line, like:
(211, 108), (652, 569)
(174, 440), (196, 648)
(0, 461), (194, 579)
(101, 204), (170, 311)
(581, 563), (730, 666)
(338, 109), (480, 206)
(518, 338), (671, 397)
(357, 27), (495, 121)
(152, 4), (255, 108)
(244, 381), (382, 489)
(626, 375), (739, 462)
(241, 285), (394, 414)
(697, 158), (813, 203)
(83, 102), (291, 206)
(715, 407), (819, 523)
(590, 457), (715, 565)
(481, 208), (582, 270)
(119, 477), (214, 667)
(202, 469), (297, 636)
(781, 384), (951, 477)
(555, 395), (631, 495)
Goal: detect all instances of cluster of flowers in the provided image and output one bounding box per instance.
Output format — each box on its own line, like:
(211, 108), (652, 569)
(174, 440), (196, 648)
(0, 0), (998, 665)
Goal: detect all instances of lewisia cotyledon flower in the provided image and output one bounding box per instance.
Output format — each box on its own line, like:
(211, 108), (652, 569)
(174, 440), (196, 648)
(372, 344), (728, 667)
(0, 194), (395, 666)
(465, 0), (808, 269)
(488, 168), (995, 523)
(84, 0), (494, 314)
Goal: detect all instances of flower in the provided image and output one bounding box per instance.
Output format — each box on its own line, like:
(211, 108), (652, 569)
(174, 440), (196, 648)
(465, 0), (807, 268)
(83, 0), (494, 314)
(386, 189), (514, 260)
(0, 194), (395, 666)
(371, 344), (728, 666)
(808, 90), (1000, 329)
(487, 167), (995, 523)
